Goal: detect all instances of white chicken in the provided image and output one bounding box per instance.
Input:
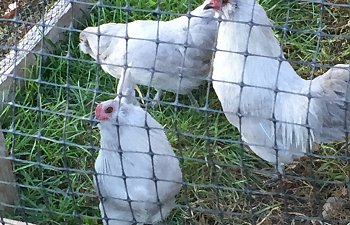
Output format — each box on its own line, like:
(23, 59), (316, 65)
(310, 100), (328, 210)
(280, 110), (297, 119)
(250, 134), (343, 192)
(205, 0), (350, 172)
(94, 95), (182, 224)
(79, 0), (218, 105)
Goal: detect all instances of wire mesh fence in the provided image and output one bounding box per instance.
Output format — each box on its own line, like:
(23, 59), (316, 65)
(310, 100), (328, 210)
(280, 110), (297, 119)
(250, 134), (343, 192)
(0, 0), (349, 224)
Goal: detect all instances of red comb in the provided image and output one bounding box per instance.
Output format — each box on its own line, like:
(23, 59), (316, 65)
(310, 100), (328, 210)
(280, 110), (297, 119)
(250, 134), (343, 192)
(95, 103), (108, 120)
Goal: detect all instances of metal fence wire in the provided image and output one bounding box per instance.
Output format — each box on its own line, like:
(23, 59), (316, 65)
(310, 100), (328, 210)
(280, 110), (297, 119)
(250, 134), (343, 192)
(0, 0), (350, 224)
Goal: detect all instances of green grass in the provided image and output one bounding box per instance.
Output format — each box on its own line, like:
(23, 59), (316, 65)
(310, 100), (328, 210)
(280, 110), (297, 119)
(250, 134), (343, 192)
(1, 0), (350, 224)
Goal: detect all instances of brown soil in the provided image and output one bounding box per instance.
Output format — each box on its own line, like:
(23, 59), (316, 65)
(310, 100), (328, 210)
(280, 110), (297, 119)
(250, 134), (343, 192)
(0, 0), (56, 60)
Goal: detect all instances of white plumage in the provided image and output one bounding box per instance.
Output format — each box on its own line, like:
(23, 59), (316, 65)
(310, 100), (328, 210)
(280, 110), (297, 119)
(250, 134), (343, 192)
(205, 0), (350, 171)
(94, 97), (182, 224)
(80, 1), (218, 104)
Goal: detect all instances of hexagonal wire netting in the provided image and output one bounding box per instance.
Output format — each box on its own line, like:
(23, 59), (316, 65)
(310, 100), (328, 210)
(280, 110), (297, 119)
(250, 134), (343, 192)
(0, 0), (349, 224)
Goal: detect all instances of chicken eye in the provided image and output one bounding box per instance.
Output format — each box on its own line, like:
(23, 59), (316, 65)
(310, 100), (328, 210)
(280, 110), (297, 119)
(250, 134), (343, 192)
(105, 106), (113, 113)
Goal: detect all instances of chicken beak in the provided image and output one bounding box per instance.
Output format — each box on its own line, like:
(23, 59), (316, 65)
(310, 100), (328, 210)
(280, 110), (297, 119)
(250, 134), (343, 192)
(203, 3), (214, 10)
(91, 116), (100, 128)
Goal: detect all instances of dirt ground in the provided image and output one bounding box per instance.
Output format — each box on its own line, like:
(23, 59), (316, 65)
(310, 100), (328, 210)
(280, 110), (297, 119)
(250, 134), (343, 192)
(0, 0), (56, 60)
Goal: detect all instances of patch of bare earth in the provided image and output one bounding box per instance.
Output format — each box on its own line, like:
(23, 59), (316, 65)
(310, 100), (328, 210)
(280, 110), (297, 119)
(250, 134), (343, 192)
(0, 0), (56, 60)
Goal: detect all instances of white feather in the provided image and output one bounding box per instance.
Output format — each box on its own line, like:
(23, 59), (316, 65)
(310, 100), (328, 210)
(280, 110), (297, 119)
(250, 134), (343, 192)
(95, 99), (182, 224)
(211, 0), (350, 170)
(80, 1), (218, 98)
